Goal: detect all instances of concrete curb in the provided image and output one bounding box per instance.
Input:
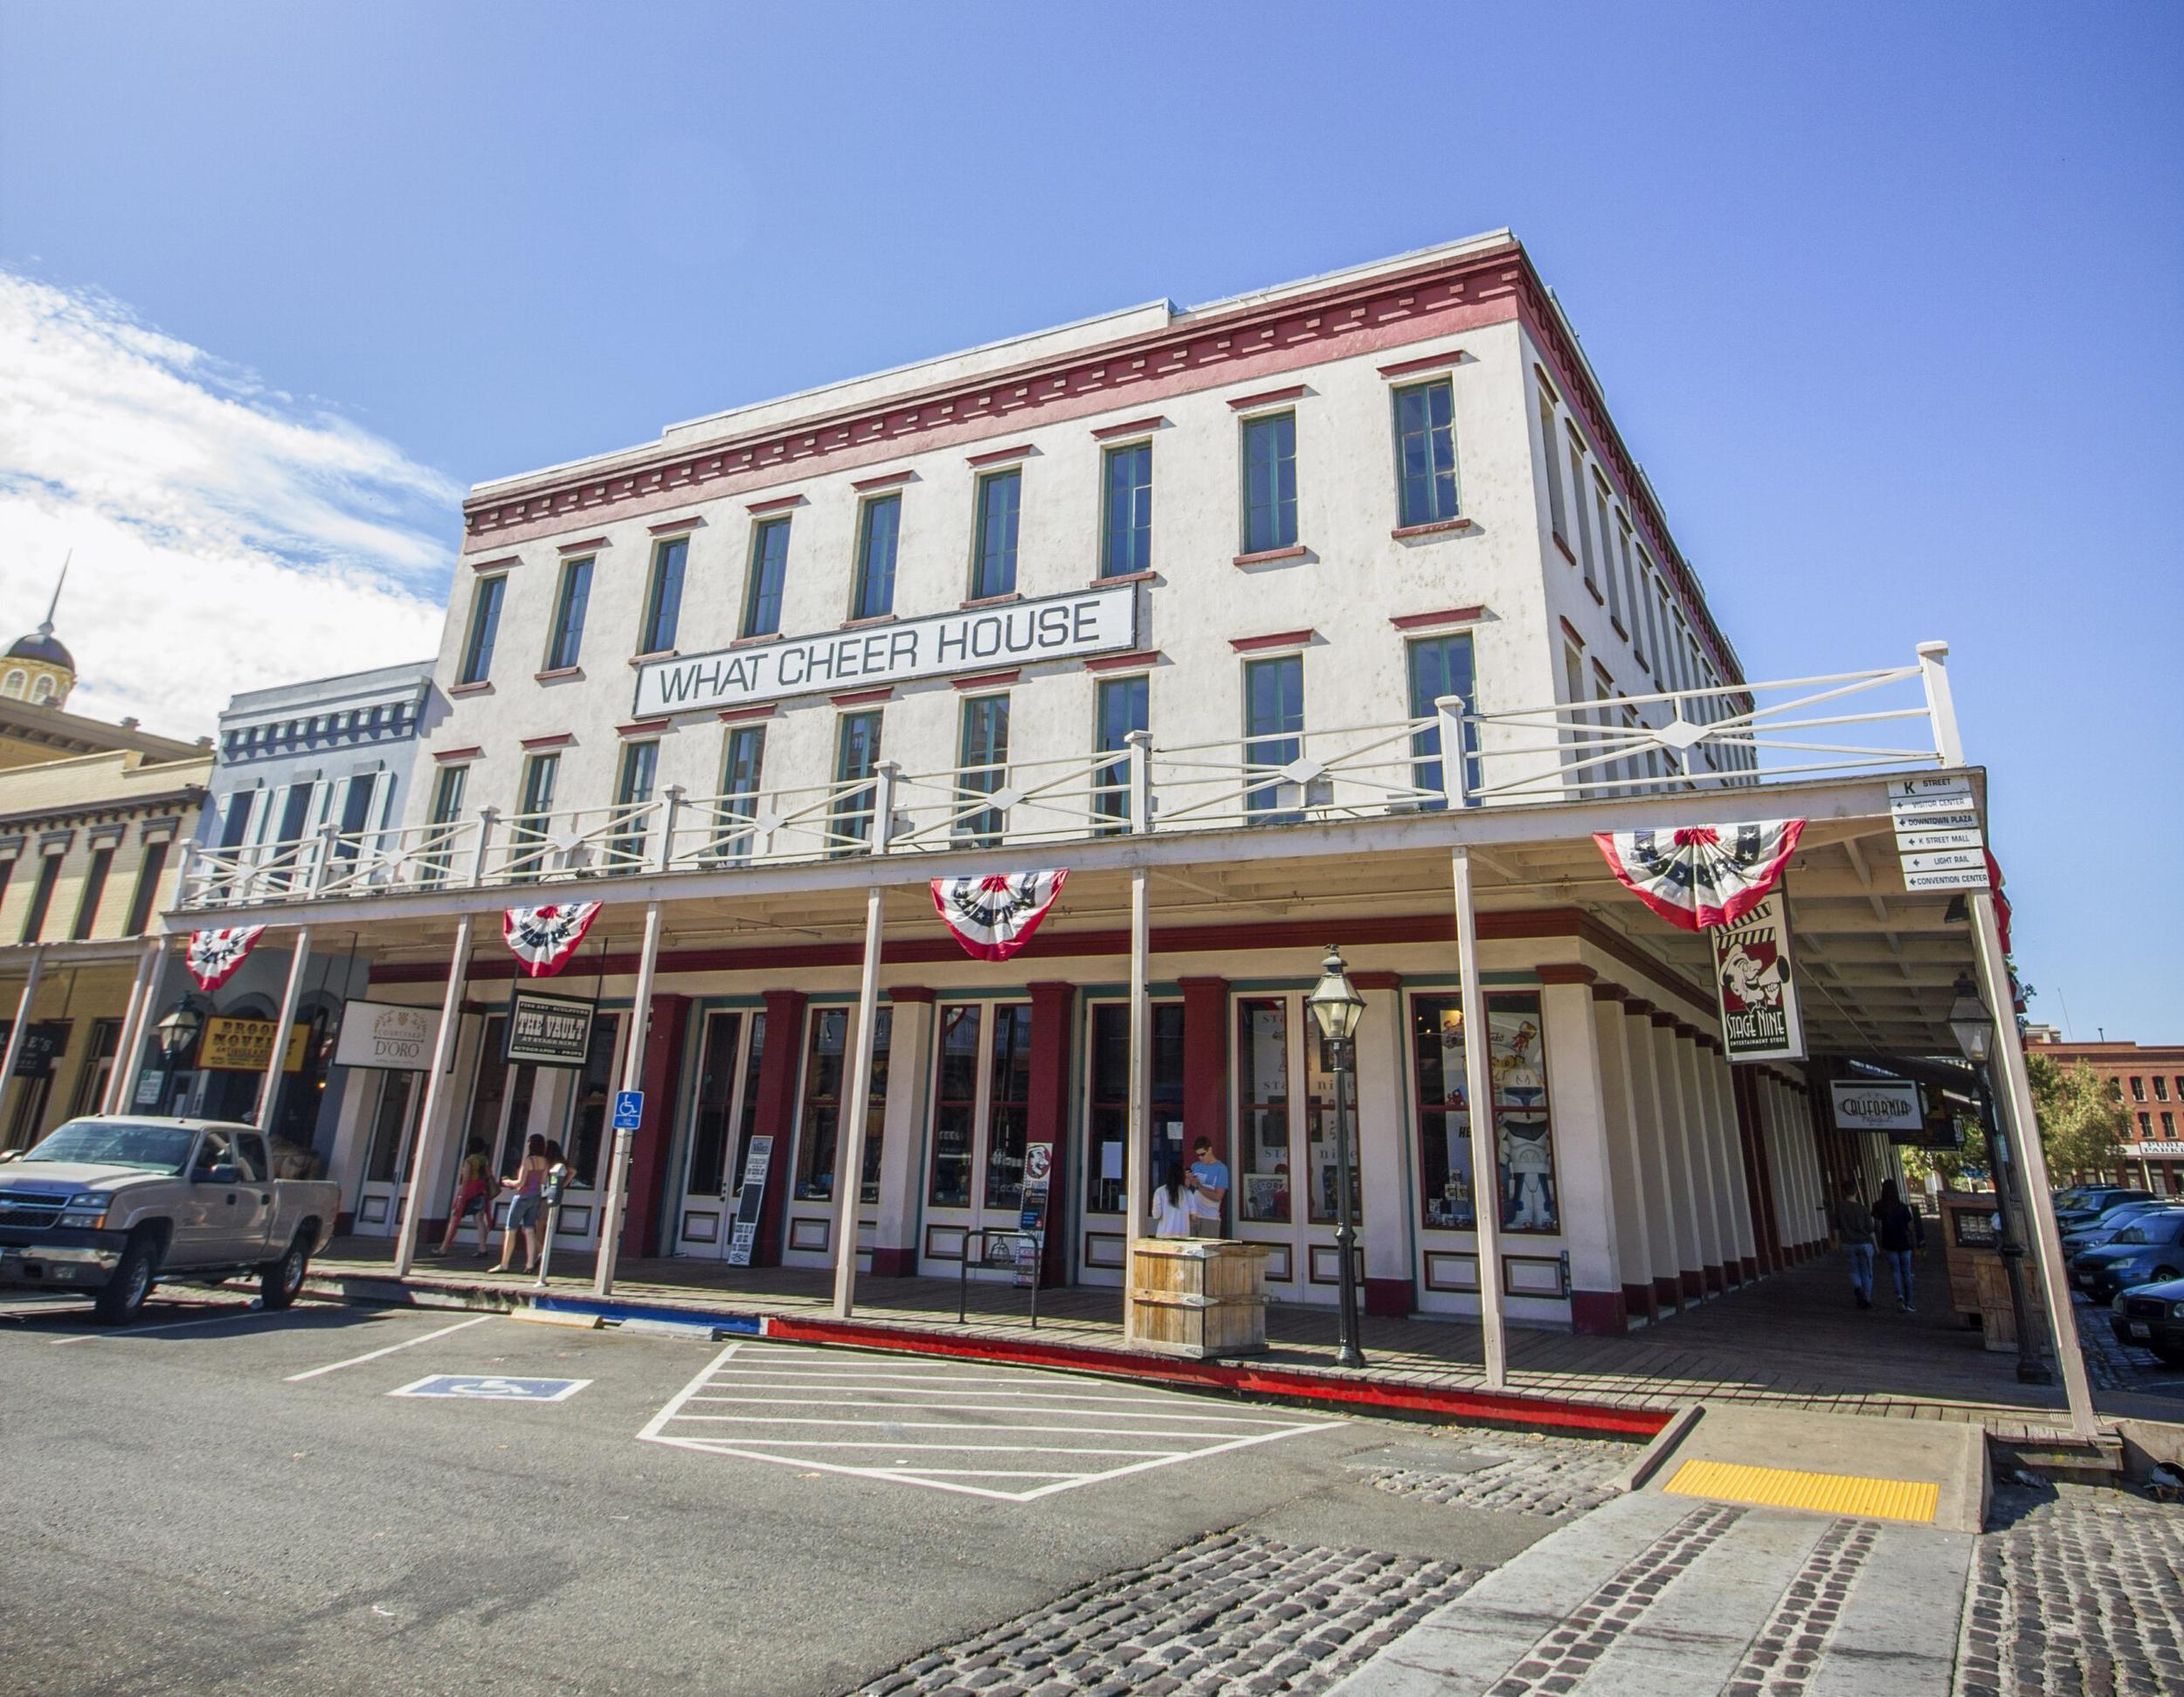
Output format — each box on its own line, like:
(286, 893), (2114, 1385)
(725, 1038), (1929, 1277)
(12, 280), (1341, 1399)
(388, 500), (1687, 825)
(1608, 1399), (1704, 1493)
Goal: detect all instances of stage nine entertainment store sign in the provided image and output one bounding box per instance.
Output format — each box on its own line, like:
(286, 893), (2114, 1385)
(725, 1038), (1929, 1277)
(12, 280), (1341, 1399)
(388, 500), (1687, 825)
(633, 584), (1137, 717)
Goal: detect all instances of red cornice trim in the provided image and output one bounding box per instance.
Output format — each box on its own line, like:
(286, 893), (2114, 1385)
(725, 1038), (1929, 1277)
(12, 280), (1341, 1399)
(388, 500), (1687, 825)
(648, 516), (702, 535)
(888, 986), (936, 1005)
(950, 669), (1020, 691)
(1233, 545), (1309, 567)
(718, 704), (776, 724)
(1559, 617), (1586, 648)
(851, 470), (914, 493)
(830, 688), (892, 707)
(1351, 970), (1403, 991)
(467, 555), (519, 572)
(1589, 980), (1629, 1001)
(520, 732), (573, 750)
(1227, 384), (1307, 412)
(432, 746), (482, 764)
(1649, 1012), (1678, 1029)
(746, 493), (805, 515)
(1230, 628), (1315, 654)
(1082, 648), (1162, 674)
(557, 537), (607, 554)
(965, 443), (1033, 468)
(1091, 415), (1167, 440)
(617, 719), (670, 738)
(1536, 964), (1598, 986)
(1389, 605), (1486, 632)
(1391, 518), (1476, 541)
(1377, 349), (1464, 379)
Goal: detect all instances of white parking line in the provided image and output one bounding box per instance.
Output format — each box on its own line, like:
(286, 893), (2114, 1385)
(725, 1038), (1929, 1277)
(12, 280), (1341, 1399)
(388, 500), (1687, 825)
(639, 1340), (1337, 1501)
(285, 1313), (498, 1382)
(45, 1303), (273, 1344)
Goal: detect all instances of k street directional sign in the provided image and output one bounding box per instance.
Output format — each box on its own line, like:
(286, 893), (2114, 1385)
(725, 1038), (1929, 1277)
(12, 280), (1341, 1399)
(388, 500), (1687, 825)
(1889, 777), (1987, 891)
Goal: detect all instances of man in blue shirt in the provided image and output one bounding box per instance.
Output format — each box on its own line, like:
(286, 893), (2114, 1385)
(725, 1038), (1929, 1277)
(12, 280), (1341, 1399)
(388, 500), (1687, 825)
(1187, 1137), (1229, 1238)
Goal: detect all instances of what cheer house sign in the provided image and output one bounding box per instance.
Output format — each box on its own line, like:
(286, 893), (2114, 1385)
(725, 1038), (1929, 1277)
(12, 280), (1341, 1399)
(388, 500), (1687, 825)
(632, 584), (1137, 717)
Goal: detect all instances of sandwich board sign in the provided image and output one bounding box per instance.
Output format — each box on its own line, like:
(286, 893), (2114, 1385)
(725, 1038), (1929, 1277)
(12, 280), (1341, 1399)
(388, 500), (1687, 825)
(725, 1135), (774, 1266)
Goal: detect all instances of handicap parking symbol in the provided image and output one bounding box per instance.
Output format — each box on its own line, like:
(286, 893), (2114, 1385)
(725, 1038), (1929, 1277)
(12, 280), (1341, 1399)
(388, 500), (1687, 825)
(613, 1090), (645, 1131)
(390, 1375), (591, 1403)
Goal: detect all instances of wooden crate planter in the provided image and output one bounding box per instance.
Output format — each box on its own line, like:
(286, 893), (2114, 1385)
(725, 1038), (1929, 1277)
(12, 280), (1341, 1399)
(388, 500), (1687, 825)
(1129, 1239), (1270, 1359)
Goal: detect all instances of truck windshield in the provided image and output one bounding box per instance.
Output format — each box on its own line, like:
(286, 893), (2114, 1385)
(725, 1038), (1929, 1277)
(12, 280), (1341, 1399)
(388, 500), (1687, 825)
(17, 1120), (197, 1174)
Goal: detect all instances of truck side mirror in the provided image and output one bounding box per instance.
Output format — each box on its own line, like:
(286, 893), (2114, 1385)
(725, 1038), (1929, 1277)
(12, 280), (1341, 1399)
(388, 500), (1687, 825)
(200, 1163), (238, 1185)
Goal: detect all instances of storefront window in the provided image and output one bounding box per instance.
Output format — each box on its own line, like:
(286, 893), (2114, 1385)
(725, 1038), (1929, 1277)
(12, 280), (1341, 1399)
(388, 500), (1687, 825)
(794, 1006), (891, 1203)
(1084, 1001), (1185, 1215)
(1411, 990), (1559, 1234)
(1235, 1000), (1292, 1223)
(363, 1070), (418, 1186)
(564, 1013), (621, 1190)
(930, 1005), (981, 1208)
(982, 1004), (1033, 1209)
(686, 1011), (744, 1199)
(1303, 1025), (1362, 1226)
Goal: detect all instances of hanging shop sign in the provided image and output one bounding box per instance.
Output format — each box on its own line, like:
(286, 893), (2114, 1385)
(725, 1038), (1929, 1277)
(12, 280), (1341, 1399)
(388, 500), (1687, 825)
(199, 1017), (308, 1074)
(186, 926), (266, 992)
(10, 1021), (70, 1079)
(932, 870), (1068, 962)
(502, 903), (603, 977)
(502, 990), (595, 1067)
(1594, 820), (1806, 931)
(333, 1001), (443, 1072)
(725, 1134), (775, 1267)
(1889, 777), (1988, 891)
(1710, 889), (1806, 1062)
(633, 584), (1137, 718)
(1890, 1119), (1964, 1151)
(2125, 1141), (2184, 1160)
(1829, 1078), (1923, 1133)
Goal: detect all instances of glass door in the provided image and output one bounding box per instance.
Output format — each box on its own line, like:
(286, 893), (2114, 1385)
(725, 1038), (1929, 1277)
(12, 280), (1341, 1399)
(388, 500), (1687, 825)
(920, 1001), (1034, 1278)
(1232, 994), (1354, 1300)
(784, 1005), (891, 1269)
(352, 1070), (422, 1236)
(1075, 1000), (1184, 1286)
(544, 1011), (625, 1251)
(674, 1008), (766, 1256)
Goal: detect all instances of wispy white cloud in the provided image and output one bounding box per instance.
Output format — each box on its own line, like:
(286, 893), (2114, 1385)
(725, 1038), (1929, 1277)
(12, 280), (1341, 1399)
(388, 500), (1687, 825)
(0, 272), (457, 733)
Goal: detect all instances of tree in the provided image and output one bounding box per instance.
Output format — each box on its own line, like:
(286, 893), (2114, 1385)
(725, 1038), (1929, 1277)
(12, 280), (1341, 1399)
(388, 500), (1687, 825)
(2026, 1055), (2132, 1184)
(1901, 1111), (1990, 1192)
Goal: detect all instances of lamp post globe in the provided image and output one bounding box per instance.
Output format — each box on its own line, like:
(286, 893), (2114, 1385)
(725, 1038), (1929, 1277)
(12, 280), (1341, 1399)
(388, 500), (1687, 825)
(154, 1002), (203, 1061)
(1948, 973), (1993, 1067)
(1306, 945), (1367, 1368)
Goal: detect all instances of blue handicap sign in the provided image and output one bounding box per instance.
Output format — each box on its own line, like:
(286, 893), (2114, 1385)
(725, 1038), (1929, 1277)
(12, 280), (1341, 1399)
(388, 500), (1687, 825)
(613, 1089), (645, 1131)
(392, 1375), (591, 1403)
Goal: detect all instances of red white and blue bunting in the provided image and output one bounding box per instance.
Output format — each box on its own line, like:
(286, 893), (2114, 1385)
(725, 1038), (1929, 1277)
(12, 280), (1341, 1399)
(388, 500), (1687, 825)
(185, 926), (266, 992)
(931, 871), (1068, 963)
(1593, 820), (1807, 932)
(502, 903), (604, 978)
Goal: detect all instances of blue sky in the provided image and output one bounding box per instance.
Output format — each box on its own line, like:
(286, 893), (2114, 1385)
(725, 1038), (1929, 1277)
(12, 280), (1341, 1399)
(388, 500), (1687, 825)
(1, 3), (2179, 1040)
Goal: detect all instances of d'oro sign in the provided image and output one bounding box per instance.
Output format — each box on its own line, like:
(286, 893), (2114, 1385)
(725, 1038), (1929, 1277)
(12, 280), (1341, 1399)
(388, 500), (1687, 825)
(334, 1001), (442, 1072)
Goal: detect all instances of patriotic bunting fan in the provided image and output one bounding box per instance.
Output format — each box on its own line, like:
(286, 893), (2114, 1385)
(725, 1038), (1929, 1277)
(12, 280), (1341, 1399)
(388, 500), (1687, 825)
(502, 902), (604, 977)
(932, 871), (1068, 962)
(186, 926), (266, 992)
(1593, 820), (1806, 932)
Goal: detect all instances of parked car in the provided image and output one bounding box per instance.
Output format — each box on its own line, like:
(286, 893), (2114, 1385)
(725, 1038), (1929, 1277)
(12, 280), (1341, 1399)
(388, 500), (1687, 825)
(2070, 1212), (2184, 1305)
(0, 1116), (338, 1324)
(2111, 1275), (2184, 1366)
(2062, 1199), (2181, 1254)
(2055, 1188), (2153, 1231)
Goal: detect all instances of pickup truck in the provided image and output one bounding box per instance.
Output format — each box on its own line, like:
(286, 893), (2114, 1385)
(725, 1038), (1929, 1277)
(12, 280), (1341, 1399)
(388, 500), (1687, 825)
(0, 1116), (340, 1324)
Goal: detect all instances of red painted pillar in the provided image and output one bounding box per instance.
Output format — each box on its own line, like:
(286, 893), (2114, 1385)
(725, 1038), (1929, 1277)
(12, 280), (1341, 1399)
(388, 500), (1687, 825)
(1179, 976), (1230, 1228)
(1024, 980), (1075, 1287)
(746, 988), (807, 1269)
(625, 993), (691, 1259)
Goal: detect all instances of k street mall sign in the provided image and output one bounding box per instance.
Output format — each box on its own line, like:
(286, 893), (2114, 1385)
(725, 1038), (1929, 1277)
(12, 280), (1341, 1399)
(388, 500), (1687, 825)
(633, 584), (1137, 717)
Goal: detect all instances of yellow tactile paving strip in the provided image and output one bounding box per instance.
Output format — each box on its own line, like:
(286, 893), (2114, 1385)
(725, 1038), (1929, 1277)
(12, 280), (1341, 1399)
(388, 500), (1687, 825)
(1663, 1458), (1941, 1524)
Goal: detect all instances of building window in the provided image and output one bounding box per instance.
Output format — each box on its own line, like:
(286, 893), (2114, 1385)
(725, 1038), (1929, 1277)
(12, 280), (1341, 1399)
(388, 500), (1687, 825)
(1242, 654), (1304, 821)
(956, 693), (1009, 846)
(70, 846), (114, 940)
(1393, 379), (1460, 526)
(930, 1005), (981, 1209)
(928, 1002), (1036, 1215)
(1566, 433), (1596, 597)
(1101, 441), (1152, 578)
(2165, 1112), (2177, 1137)
(639, 537), (688, 655)
(1412, 991), (1558, 1234)
(1241, 412), (1298, 553)
(982, 1003), (1033, 1210)
(2132, 1077), (2146, 1102)
(971, 469), (1020, 599)
(19, 853), (62, 943)
(2140, 1112), (2153, 1136)
(510, 752), (559, 879)
(1083, 1001), (1185, 1215)
(458, 576), (506, 686)
(1092, 673), (1148, 829)
(1603, 513), (1627, 628)
(421, 764), (467, 887)
(710, 724), (766, 862)
(1538, 391), (1567, 549)
(1236, 999), (1292, 1223)
(610, 742), (658, 871)
(829, 710), (882, 855)
(1407, 634), (1480, 808)
(743, 517), (791, 638)
(792, 1006), (891, 1204)
(121, 840), (166, 936)
(2156, 1077), (2170, 1104)
(852, 494), (901, 620)
(684, 1009), (763, 1202)
(545, 557), (593, 671)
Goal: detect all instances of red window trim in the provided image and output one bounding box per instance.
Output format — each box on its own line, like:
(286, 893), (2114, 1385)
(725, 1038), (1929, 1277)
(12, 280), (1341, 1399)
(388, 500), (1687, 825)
(719, 704), (776, 724)
(965, 443), (1034, 468)
(467, 554), (520, 572)
(617, 719), (670, 738)
(950, 669), (1020, 691)
(1377, 349), (1466, 380)
(432, 745), (482, 763)
(746, 493), (805, 515)
(831, 687), (893, 707)
(1391, 517), (1476, 541)
(1389, 606), (1487, 632)
(851, 470), (914, 493)
(1227, 384), (1307, 412)
(1558, 617), (1586, 648)
(647, 516), (702, 536)
(1083, 648), (1162, 674)
(1230, 628), (1315, 654)
(556, 537), (608, 554)
(1091, 414), (1167, 441)
(1233, 545), (1308, 567)
(521, 732), (574, 751)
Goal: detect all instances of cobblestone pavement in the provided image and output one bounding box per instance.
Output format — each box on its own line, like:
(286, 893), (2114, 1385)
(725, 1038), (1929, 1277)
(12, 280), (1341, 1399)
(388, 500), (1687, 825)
(1364, 1431), (1630, 1520)
(1957, 1479), (2184, 1697)
(854, 1531), (1474, 1697)
(2070, 1293), (2184, 1394)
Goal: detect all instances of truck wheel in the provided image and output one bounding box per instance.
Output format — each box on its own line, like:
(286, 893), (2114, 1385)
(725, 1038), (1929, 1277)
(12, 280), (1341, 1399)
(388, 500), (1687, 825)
(260, 1233), (311, 1311)
(94, 1234), (159, 1326)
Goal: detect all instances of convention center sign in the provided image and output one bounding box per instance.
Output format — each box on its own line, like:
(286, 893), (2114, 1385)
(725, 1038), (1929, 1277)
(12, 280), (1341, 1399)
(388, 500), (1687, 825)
(632, 583), (1137, 717)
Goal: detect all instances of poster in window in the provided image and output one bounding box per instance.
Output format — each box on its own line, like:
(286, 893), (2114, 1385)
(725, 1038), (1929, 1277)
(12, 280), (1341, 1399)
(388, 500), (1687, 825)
(1488, 1002), (1559, 1234)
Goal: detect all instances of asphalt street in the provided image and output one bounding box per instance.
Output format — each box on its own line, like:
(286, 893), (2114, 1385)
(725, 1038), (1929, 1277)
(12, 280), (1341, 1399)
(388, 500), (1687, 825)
(0, 1293), (1561, 1697)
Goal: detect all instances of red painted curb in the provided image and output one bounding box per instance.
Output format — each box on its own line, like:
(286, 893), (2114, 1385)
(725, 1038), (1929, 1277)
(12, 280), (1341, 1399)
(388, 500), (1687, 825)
(763, 1314), (1669, 1438)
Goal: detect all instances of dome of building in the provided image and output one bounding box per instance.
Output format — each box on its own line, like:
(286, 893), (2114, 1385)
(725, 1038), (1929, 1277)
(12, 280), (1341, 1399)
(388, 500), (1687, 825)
(6, 631), (73, 670)
(1, 560), (78, 709)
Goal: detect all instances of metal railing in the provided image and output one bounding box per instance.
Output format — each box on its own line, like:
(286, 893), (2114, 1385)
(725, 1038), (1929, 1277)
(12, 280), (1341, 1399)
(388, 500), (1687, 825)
(174, 644), (1959, 911)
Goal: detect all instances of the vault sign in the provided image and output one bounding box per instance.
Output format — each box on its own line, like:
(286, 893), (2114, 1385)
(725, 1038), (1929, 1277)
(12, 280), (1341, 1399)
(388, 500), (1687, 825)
(634, 583), (1137, 717)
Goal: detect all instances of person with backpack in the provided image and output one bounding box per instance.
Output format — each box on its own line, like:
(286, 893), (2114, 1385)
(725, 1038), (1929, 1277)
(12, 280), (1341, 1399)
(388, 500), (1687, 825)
(1835, 1176), (1877, 1310)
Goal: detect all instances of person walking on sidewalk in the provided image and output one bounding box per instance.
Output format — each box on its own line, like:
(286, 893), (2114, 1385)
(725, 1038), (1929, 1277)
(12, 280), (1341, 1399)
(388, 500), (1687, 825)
(495, 1134), (549, 1273)
(438, 1137), (494, 1257)
(1835, 1177), (1877, 1310)
(1873, 1179), (1924, 1312)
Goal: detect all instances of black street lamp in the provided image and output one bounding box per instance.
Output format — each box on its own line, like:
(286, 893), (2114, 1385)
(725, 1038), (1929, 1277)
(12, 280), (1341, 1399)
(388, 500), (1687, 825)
(1950, 973), (2054, 1385)
(1306, 945), (1367, 1369)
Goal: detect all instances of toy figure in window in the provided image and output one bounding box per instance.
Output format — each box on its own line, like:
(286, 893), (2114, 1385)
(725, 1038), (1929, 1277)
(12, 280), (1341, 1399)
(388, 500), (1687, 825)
(1500, 1115), (1556, 1230)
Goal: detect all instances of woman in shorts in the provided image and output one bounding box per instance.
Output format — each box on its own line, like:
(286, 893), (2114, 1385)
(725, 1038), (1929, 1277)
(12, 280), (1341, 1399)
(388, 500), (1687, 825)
(438, 1137), (494, 1257)
(495, 1134), (549, 1273)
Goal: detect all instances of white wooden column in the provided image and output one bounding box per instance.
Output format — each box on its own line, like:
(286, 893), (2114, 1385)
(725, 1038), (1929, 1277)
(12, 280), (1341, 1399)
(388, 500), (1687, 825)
(254, 929), (313, 1132)
(833, 883), (888, 1320)
(1702, 1050), (1756, 1280)
(1451, 847), (1505, 1388)
(872, 993), (933, 1275)
(392, 916), (474, 1277)
(1591, 988), (1655, 1321)
(1540, 979), (1619, 1328)
(1122, 862), (1150, 1345)
(103, 935), (169, 1114)
(1621, 1002), (1683, 1307)
(1685, 1037), (1740, 1285)
(1646, 1020), (1711, 1298)
(1351, 980), (1409, 1298)
(1664, 1029), (1726, 1292)
(596, 902), (663, 1298)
